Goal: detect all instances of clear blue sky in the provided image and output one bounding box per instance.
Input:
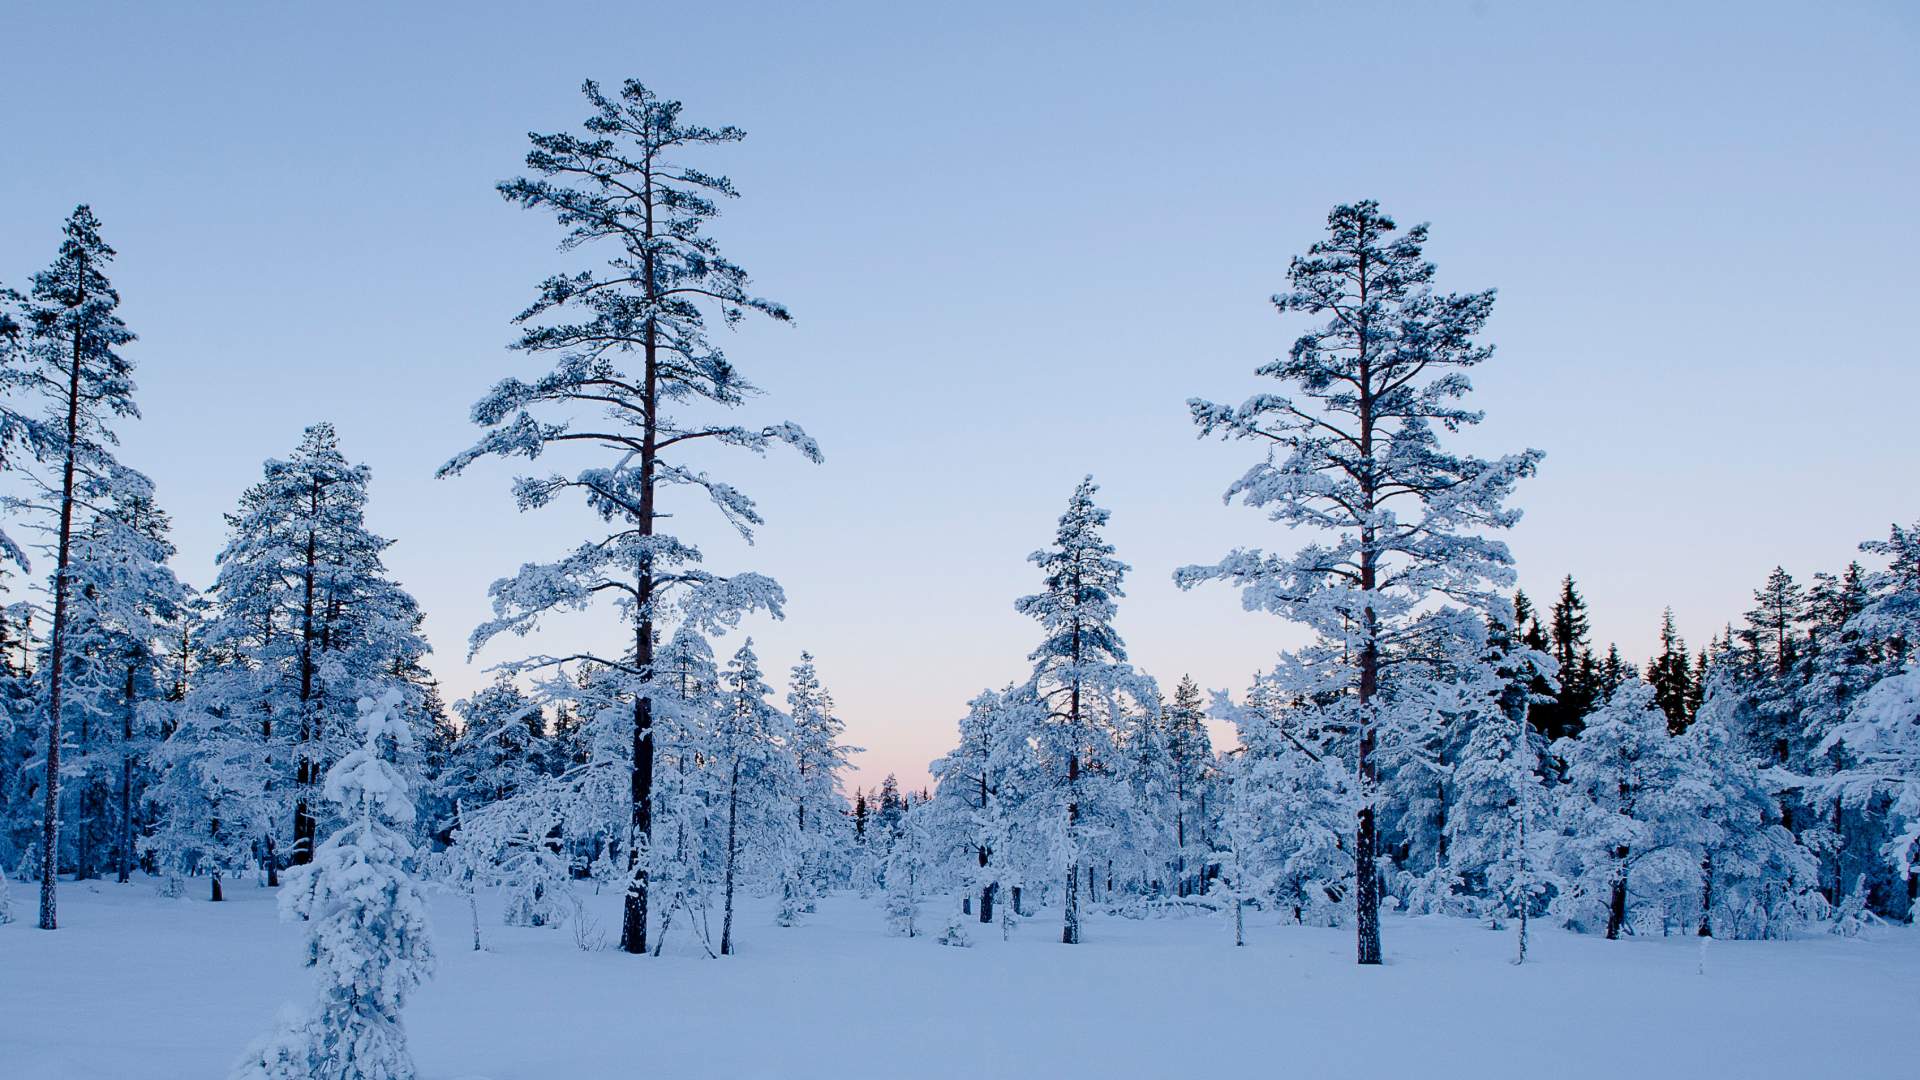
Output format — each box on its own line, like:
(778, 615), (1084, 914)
(2, 1), (1915, 789)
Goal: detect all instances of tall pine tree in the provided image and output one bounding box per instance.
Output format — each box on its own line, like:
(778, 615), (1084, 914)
(1180, 201), (1539, 964)
(440, 78), (818, 956)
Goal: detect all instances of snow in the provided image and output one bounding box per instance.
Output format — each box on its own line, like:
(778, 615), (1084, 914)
(3, 879), (1913, 1080)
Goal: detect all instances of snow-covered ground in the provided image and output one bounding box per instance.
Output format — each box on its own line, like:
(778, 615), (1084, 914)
(2, 878), (1913, 1080)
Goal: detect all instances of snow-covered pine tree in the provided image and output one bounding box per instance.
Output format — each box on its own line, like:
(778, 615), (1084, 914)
(1179, 201), (1540, 964)
(0, 281), (45, 573)
(12, 206), (141, 929)
(234, 689), (434, 1080)
(787, 652), (858, 908)
(439, 78), (818, 957)
(1017, 476), (1146, 944)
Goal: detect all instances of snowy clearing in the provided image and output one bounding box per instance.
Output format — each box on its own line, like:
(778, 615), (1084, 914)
(2, 879), (1913, 1080)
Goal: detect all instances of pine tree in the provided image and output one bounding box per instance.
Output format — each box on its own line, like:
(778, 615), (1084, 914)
(1016, 476), (1144, 945)
(439, 78), (818, 957)
(1180, 200), (1539, 964)
(17, 206), (140, 930)
(234, 690), (434, 1080)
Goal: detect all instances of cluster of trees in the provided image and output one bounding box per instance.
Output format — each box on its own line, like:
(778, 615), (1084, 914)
(0, 210), (435, 934)
(896, 202), (1920, 965)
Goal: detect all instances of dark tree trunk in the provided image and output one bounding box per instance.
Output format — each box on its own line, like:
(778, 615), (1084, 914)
(720, 759), (739, 956)
(1606, 852), (1629, 940)
(292, 485), (320, 866)
(117, 659), (136, 884)
(38, 306), (89, 931)
(619, 166), (662, 957)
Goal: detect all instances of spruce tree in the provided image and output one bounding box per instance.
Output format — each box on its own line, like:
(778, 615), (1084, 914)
(1648, 609), (1694, 733)
(1179, 201), (1539, 964)
(1164, 674), (1213, 897)
(1017, 476), (1143, 944)
(440, 78), (818, 956)
(1534, 576), (1597, 740)
(786, 652), (858, 905)
(190, 425), (429, 877)
(234, 690), (434, 1080)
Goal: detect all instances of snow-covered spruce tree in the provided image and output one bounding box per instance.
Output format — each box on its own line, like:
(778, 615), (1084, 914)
(1817, 521), (1920, 911)
(1163, 675), (1214, 898)
(1793, 563), (1882, 908)
(929, 685), (1044, 925)
(715, 640), (797, 953)
(647, 626), (724, 954)
(1179, 201), (1540, 964)
(45, 465), (186, 883)
(439, 78), (817, 957)
(1017, 476), (1147, 944)
(234, 689), (433, 1080)
(1442, 610), (1554, 961)
(197, 424), (429, 873)
(432, 676), (547, 839)
(9, 207), (140, 929)
(1215, 673), (1356, 928)
(884, 801), (933, 938)
(1549, 679), (1702, 938)
(787, 651), (858, 907)
(1682, 671), (1822, 938)
(146, 634), (270, 902)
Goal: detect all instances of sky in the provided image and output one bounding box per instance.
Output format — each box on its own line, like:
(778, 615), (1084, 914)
(1, 1), (1915, 790)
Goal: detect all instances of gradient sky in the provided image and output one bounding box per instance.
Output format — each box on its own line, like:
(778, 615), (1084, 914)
(2, 1), (1915, 790)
